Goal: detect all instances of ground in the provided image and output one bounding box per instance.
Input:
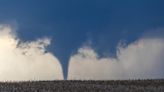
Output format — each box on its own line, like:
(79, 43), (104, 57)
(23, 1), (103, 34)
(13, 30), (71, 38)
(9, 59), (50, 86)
(0, 80), (163, 92)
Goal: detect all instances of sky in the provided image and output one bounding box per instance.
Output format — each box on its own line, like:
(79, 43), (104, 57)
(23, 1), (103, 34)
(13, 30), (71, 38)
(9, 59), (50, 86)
(0, 0), (164, 80)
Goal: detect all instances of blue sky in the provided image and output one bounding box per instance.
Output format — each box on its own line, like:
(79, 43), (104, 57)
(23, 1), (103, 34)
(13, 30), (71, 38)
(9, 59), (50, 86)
(0, 0), (164, 79)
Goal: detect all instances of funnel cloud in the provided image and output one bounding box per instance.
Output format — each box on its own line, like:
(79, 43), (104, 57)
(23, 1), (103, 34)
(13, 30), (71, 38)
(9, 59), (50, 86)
(0, 24), (164, 81)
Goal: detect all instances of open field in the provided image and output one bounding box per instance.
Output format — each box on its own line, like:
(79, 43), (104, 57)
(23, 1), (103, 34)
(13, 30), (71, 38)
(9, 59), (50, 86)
(0, 79), (163, 92)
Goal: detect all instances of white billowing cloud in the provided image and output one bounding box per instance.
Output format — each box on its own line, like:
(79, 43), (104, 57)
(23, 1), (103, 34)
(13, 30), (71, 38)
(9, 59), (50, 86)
(0, 25), (63, 81)
(68, 37), (164, 80)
